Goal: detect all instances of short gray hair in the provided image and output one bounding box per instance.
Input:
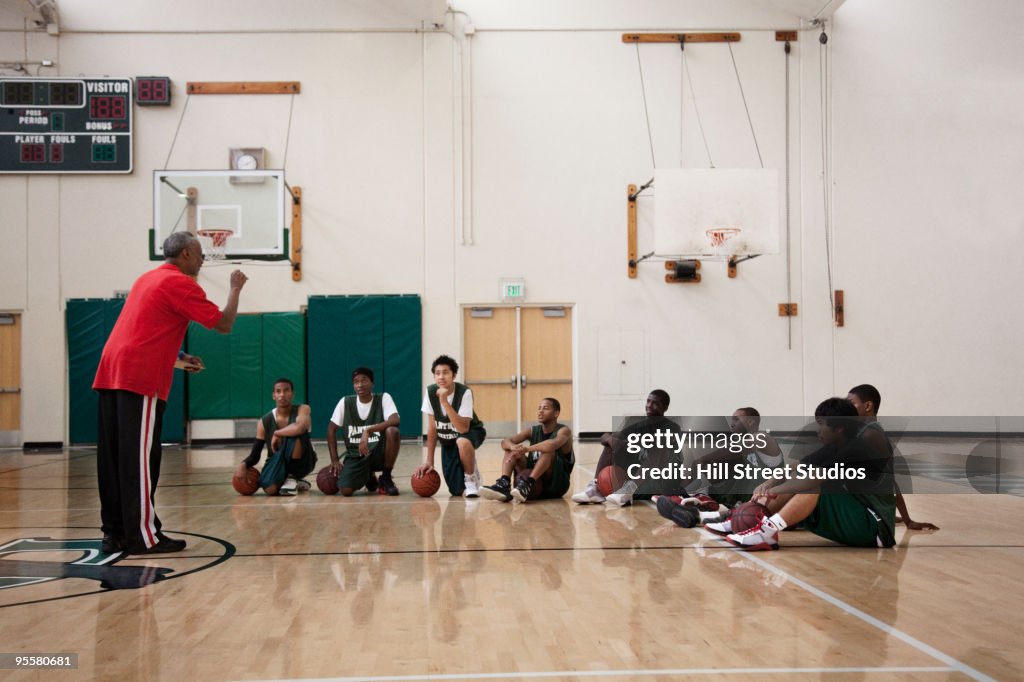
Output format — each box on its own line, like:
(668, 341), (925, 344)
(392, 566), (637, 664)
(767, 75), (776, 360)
(163, 231), (198, 258)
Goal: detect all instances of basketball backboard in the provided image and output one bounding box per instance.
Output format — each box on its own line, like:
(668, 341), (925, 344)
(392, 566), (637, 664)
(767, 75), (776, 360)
(654, 168), (780, 257)
(150, 169), (288, 260)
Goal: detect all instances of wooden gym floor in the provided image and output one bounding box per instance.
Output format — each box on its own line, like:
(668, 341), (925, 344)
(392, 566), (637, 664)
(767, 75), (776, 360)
(0, 438), (1021, 681)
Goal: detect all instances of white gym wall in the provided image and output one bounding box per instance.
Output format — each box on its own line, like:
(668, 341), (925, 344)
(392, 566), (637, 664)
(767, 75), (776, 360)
(0, 0), (1020, 443)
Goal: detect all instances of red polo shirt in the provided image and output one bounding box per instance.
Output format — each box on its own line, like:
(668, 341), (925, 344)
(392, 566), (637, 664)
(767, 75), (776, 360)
(93, 263), (223, 401)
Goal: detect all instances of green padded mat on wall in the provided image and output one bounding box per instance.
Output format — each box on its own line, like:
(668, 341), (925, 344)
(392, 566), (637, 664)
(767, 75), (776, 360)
(307, 295), (421, 438)
(186, 312), (307, 420)
(66, 298), (185, 444)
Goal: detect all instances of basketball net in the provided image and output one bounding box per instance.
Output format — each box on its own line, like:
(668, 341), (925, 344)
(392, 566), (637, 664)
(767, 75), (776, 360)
(705, 227), (741, 260)
(196, 229), (233, 261)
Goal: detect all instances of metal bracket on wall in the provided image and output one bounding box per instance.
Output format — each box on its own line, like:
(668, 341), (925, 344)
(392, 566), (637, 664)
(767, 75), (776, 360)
(290, 186), (302, 282)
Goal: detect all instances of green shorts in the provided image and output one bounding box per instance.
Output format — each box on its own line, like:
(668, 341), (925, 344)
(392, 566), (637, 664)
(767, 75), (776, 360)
(337, 441), (386, 492)
(523, 451), (574, 499)
(439, 427), (486, 495)
(805, 494), (896, 548)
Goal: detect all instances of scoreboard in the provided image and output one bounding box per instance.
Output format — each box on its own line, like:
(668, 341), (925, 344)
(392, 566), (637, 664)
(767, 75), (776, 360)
(0, 77), (132, 174)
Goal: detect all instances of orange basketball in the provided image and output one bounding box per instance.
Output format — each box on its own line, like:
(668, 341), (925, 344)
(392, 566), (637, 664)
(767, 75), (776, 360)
(596, 465), (628, 496)
(232, 466), (260, 496)
(732, 501), (770, 533)
(411, 470), (441, 497)
(316, 466), (339, 495)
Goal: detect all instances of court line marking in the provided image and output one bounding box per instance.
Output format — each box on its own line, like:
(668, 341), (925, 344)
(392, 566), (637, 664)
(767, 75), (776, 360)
(727, 545), (995, 681)
(633, 487), (996, 682)
(263, 665), (954, 681)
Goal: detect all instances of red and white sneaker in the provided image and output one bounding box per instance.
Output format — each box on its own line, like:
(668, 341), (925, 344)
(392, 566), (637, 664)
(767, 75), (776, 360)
(726, 516), (781, 551)
(702, 508), (733, 535)
(682, 494), (725, 513)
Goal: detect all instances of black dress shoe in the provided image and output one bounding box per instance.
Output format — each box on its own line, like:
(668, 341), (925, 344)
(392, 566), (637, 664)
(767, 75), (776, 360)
(101, 534), (125, 553)
(126, 535), (187, 555)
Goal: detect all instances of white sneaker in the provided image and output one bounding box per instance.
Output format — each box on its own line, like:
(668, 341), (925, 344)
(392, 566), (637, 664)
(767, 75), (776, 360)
(464, 471), (481, 498)
(605, 479), (638, 507)
(704, 517), (732, 535)
(294, 478), (311, 492)
(571, 479), (605, 504)
(280, 477), (298, 492)
(726, 516), (781, 551)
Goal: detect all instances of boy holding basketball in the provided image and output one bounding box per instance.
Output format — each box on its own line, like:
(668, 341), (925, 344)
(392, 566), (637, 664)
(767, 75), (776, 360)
(717, 397), (896, 551)
(481, 397), (574, 503)
(414, 355), (486, 497)
(572, 389), (680, 506)
(326, 367), (402, 496)
(234, 377), (318, 495)
(847, 384), (938, 531)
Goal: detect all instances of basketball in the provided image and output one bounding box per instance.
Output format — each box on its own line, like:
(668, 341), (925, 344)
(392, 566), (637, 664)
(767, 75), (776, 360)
(731, 501), (770, 533)
(316, 466), (339, 495)
(515, 469), (545, 499)
(411, 469), (441, 497)
(596, 465), (628, 497)
(232, 466), (260, 496)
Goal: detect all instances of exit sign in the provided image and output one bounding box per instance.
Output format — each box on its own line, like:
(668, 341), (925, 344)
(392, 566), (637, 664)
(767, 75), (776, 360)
(501, 278), (525, 301)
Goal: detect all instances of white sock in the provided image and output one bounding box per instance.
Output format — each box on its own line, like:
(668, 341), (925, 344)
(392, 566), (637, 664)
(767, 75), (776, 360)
(767, 513), (788, 531)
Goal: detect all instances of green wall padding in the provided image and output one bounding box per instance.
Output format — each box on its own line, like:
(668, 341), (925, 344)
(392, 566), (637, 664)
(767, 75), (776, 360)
(66, 298), (185, 444)
(187, 313), (307, 420)
(382, 296), (422, 438)
(307, 295), (422, 438)
(262, 313), (307, 404)
(229, 315), (263, 416)
(185, 322), (233, 418)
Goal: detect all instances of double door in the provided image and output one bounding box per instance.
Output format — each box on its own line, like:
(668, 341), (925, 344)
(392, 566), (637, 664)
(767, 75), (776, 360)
(463, 306), (573, 435)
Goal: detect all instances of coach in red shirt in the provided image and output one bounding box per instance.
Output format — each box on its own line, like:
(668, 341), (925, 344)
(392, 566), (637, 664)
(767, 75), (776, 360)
(93, 231), (248, 554)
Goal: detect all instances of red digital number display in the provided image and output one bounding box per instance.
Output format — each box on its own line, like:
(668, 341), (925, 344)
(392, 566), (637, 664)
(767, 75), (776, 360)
(89, 95), (127, 119)
(138, 79), (166, 101)
(21, 143), (45, 163)
(50, 144), (64, 163)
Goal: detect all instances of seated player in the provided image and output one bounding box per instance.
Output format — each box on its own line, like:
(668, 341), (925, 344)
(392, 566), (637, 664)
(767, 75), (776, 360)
(481, 397), (575, 503)
(847, 384), (938, 530)
(326, 367), (402, 496)
(414, 355), (487, 497)
(571, 389), (680, 507)
(234, 378), (317, 495)
(656, 407), (783, 526)
(714, 397), (896, 551)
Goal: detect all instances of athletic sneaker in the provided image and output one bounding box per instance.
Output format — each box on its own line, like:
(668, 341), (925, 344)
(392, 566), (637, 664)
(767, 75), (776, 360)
(656, 496), (700, 528)
(464, 471), (481, 498)
(605, 479), (638, 507)
(365, 473), (379, 493)
(280, 477), (298, 492)
(127, 533), (187, 555)
(101, 534), (124, 554)
(726, 516), (781, 551)
(480, 477), (513, 502)
(704, 516), (733, 535)
(571, 479), (605, 504)
(377, 474), (399, 496)
(652, 495), (684, 506)
(511, 476), (535, 504)
(294, 478), (311, 492)
(682, 494), (724, 513)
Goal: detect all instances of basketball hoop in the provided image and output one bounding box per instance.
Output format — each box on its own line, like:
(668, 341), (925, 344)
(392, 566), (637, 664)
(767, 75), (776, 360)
(196, 228), (233, 261)
(705, 227), (742, 259)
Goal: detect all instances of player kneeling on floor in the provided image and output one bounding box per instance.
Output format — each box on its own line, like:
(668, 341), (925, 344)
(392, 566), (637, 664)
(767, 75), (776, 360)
(414, 355), (486, 497)
(234, 378), (317, 495)
(326, 367), (402, 496)
(482, 397), (575, 504)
